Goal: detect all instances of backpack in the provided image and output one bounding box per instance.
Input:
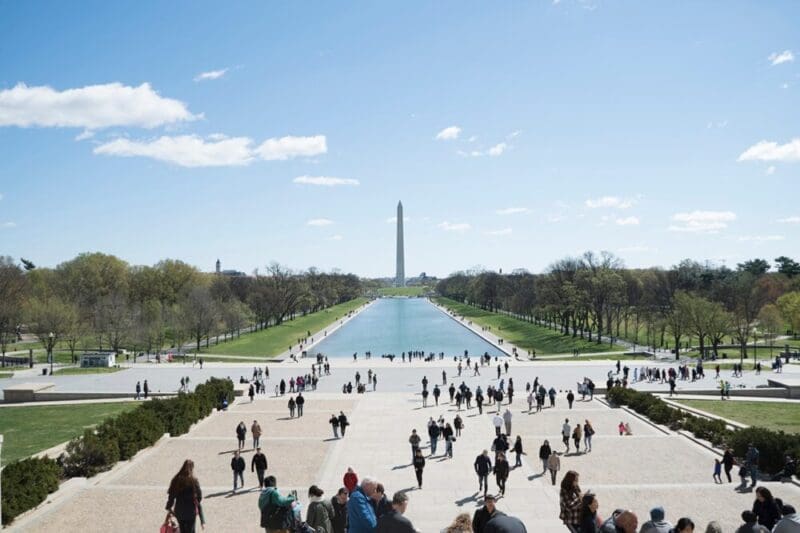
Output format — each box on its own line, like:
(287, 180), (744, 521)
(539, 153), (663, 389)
(260, 492), (294, 530)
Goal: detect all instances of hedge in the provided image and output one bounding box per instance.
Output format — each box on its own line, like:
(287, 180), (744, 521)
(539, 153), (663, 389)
(1, 457), (61, 524)
(606, 387), (800, 474)
(1, 377), (234, 525)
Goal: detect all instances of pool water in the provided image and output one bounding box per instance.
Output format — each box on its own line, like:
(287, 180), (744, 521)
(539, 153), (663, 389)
(312, 298), (503, 358)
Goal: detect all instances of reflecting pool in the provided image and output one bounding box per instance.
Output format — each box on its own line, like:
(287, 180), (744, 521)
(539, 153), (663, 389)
(312, 298), (504, 358)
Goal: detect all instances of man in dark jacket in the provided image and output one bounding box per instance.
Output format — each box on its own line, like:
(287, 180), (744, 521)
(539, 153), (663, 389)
(474, 450), (493, 497)
(296, 392), (305, 416)
(331, 487), (349, 533)
(251, 447), (268, 489)
(376, 492), (416, 533)
(485, 514), (527, 533)
(231, 450), (245, 492)
(473, 495), (502, 533)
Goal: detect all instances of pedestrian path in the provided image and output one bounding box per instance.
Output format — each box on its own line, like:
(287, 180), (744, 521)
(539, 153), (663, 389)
(10, 386), (800, 532)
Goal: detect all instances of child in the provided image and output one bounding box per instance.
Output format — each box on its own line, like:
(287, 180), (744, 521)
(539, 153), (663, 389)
(713, 459), (722, 483)
(618, 421), (625, 436)
(623, 422), (633, 436)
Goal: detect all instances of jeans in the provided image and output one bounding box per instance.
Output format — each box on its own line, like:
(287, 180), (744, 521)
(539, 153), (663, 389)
(584, 435), (592, 451)
(496, 476), (506, 494)
(256, 468), (265, 488)
(233, 471), (244, 490)
(253, 437), (260, 449)
(478, 474), (489, 494)
(750, 466), (759, 486)
(430, 437), (438, 455)
(541, 459), (548, 473)
(332, 426), (339, 438)
(515, 453), (522, 467)
(446, 441), (453, 458)
(549, 469), (557, 485)
(415, 468), (423, 487)
(297, 405), (303, 416)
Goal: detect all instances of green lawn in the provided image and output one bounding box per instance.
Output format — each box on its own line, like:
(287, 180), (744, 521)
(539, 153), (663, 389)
(0, 402), (138, 465)
(674, 400), (800, 434)
(377, 286), (430, 297)
(202, 298), (368, 357)
(0, 372), (12, 378)
(435, 297), (618, 355)
(54, 366), (126, 375)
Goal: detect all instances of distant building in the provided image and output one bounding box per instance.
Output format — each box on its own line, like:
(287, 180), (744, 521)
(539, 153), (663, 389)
(80, 352), (116, 368)
(215, 259), (246, 277)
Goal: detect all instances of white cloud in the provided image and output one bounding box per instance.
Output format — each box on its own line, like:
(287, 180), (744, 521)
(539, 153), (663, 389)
(769, 50), (794, 66)
(386, 216), (410, 223)
(766, 165), (776, 175)
(256, 135), (327, 160)
(496, 207), (529, 215)
(585, 196), (636, 209)
(74, 130), (95, 141)
(782, 83), (790, 89)
(483, 227), (513, 236)
(467, 135), (478, 143)
(546, 214), (566, 223)
(487, 142), (508, 157)
(95, 134), (327, 167)
(738, 235), (785, 242)
(0, 222), (16, 229)
(94, 135), (255, 167)
(0, 82), (197, 129)
(777, 216), (800, 224)
(293, 175), (359, 187)
(438, 221), (471, 232)
(738, 139), (800, 162)
(194, 68), (229, 82)
(329, 235), (343, 241)
(615, 216), (640, 226)
(668, 210), (736, 233)
(435, 126), (461, 141)
(307, 218), (333, 227)
(507, 130), (522, 139)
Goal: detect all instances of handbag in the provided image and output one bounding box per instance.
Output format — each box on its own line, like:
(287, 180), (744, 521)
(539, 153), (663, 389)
(160, 512), (178, 533)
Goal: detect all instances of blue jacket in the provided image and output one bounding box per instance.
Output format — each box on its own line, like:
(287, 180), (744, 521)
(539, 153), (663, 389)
(347, 486), (377, 533)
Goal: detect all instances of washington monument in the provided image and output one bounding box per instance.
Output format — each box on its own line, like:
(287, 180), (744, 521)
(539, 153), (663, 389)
(395, 201), (405, 287)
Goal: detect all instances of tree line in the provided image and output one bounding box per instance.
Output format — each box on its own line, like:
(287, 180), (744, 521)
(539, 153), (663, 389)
(0, 253), (363, 364)
(436, 253), (800, 358)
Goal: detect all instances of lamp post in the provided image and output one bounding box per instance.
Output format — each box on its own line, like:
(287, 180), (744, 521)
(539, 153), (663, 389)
(0, 433), (3, 530)
(48, 331), (54, 376)
(753, 330), (758, 370)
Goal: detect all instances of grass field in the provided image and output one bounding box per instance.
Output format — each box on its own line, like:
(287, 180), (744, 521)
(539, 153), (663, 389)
(377, 286), (430, 297)
(674, 400), (800, 434)
(0, 402), (138, 465)
(435, 297), (618, 355)
(0, 372), (12, 378)
(54, 367), (126, 375)
(202, 298), (368, 357)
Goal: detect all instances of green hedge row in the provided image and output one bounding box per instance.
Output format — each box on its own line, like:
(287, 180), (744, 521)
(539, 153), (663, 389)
(606, 387), (800, 474)
(1, 377), (234, 525)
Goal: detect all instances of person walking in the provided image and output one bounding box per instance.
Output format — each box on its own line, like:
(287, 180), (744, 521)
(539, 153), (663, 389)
(252, 447), (268, 489)
(413, 449), (426, 489)
(547, 450), (561, 485)
(472, 495), (500, 533)
(251, 420), (262, 449)
(409, 429), (421, 462)
(258, 475), (297, 532)
(307, 485), (335, 533)
(376, 491), (417, 533)
(296, 393), (305, 417)
(231, 450), (245, 492)
(330, 413), (341, 438)
(572, 424), (583, 454)
(502, 408), (512, 436)
(746, 443), (760, 488)
(474, 450), (493, 498)
(135, 381), (141, 400)
(249, 383), (255, 402)
(492, 413), (503, 437)
(143, 379), (149, 399)
(539, 440), (552, 474)
(454, 414), (463, 437)
(583, 420), (594, 453)
(559, 470), (582, 532)
(512, 436), (524, 468)
(338, 412), (349, 436)
(722, 448), (735, 483)
(288, 396), (296, 418)
(567, 390), (575, 409)
(494, 452), (510, 496)
(422, 388), (429, 407)
(331, 487), (349, 533)
(444, 423), (455, 459)
(429, 419), (441, 455)
(236, 421), (247, 451)
(344, 467), (359, 493)
(476, 388), (484, 414)
(166, 459), (203, 533)
(433, 385), (441, 406)
(562, 419), (571, 453)
(549, 387), (557, 408)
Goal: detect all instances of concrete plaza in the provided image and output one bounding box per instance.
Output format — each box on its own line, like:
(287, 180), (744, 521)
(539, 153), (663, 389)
(10, 370), (800, 532)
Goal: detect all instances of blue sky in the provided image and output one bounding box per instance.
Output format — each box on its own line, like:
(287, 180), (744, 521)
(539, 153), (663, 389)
(0, 1), (798, 278)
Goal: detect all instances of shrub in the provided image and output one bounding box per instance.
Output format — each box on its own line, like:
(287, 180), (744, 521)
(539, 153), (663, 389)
(142, 395), (200, 436)
(60, 428), (120, 478)
(1, 457), (61, 524)
(98, 408), (165, 460)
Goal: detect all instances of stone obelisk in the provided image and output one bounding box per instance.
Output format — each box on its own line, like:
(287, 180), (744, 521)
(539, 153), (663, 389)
(395, 201), (405, 287)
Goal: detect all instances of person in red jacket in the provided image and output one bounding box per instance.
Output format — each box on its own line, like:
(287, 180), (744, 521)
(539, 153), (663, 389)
(344, 467), (359, 493)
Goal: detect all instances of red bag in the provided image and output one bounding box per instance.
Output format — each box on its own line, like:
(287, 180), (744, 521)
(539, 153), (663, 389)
(161, 512), (178, 533)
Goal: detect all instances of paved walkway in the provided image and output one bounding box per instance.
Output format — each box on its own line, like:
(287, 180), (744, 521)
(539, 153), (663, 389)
(10, 377), (800, 532)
